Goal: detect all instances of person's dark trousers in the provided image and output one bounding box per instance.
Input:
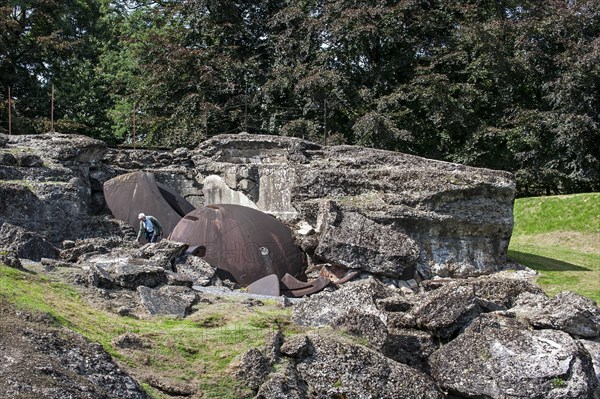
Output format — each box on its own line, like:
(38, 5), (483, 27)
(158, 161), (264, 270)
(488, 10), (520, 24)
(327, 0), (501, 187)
(145, 232), (158, 243)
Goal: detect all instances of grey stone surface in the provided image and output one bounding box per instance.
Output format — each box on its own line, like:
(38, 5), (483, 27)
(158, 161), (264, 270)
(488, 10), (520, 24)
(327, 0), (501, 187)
(315, 202), (420, 278)
(84, 252), (168, 290)
(280, 334), (443, 399)
(233, 348), (271, 391)
(429, 313), (600, 399)
(0, 223), (60, 261)
(581, 339), (600, 384)
(0, 249), (23, 269)
(291, 277), (391, 327)
(255, 363), (307, 399)
(174, 254), (217, 286)
(109, 261), (167, 289)
(135, 239), (189, 271)
(510, 290), (600, 338)
(1, 132), (516, 281)
(137, 285), (198, 317)
(409, 277), (545, 338)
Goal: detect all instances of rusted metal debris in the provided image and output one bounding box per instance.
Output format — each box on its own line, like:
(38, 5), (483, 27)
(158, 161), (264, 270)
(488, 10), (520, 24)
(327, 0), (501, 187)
(169, 204), (305, 288)
(103, 171), (195, 237)
(281, 274), (331, 297)
(246, 274), (280, 296)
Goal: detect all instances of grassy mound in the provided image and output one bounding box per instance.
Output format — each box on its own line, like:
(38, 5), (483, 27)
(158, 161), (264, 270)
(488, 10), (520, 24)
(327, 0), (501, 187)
(0, 265), (292, 398)
(508, 193), (600, 303)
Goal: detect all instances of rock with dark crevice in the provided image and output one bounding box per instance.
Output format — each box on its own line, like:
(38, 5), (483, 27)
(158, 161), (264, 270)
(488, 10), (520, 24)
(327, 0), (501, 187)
(233, 348), (271, 391)
(277, 334), (444, 399)
(509, 291), (600, 338)
(429, 312), (600, 399)
(255, 363), (308, 399)
(409, 277), (545, 339)
(0, 222), (60, 261)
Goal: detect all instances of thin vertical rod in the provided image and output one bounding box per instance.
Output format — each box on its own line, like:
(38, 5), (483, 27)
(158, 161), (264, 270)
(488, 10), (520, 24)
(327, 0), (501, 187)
(50, 84), (55, 132)
(323, 98), (328, 145)
(8, 87), (11, 135)
(244, 80), (248, 132)
(132, 103), (136, 149)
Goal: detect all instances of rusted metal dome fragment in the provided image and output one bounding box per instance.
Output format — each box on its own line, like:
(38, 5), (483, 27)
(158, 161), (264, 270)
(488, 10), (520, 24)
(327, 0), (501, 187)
(103, 171), (195, 237)
(169, 204), (305, 288)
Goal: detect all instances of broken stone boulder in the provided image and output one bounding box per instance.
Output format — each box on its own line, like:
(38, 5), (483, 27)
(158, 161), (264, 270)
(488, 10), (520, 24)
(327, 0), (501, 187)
(277, 334), (444, 399)
(581, 339), (600, 384)
(255, 363), (308, 399)
(509, 290), (600, 338)
(113, 133), (515, 280)
(314, 201), (420, 279)
(429, 313), (600, 399)
(232, 348), (271, 391)
(3, 132), (517, 283)
(0, 222), (59, 261)
(0, 249), (23, 269)
(331, 306), (438, 373)
(0, 133), (122, 245)
(60, 237), (123, 263)
(408, 276), (546, 339)
(135, 239), (189, 271)
(137, 285), (198, 317)
(84, 255), (167, 289)
(291, 277), (391, 327)
(174, 254), (216, 286)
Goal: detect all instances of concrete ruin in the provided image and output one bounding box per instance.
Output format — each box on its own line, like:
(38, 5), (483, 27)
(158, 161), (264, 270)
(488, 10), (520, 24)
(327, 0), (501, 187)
(0, 132), (516, 284)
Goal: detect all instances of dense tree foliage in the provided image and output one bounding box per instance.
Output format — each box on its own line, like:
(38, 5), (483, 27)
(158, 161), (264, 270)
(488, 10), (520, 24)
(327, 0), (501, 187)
(1, 0), (599, 195)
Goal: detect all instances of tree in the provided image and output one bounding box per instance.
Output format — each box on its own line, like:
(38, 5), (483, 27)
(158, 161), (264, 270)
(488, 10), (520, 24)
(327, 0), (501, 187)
(0, 0), (111, 137)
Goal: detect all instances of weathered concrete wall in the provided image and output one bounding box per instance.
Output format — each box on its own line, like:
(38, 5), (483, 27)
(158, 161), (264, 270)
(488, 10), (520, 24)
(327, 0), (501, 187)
(0, 132), (515, 280)
(191, 134), (516, 279)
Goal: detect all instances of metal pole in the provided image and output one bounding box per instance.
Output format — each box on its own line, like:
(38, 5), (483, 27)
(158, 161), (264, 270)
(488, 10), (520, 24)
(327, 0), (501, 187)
(8, 87), (11, 135)
(244, 80), (248, 132)
(323, 98), (328, 145)
(132, 103), (137, 149)
(204, 97), (208, 138)
(50, 84), (54, 132)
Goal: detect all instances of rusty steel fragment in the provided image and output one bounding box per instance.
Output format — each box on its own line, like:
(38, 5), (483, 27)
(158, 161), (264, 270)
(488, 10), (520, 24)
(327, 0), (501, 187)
(103, 171), (195, 237)
(281, 273), (314, 290)
(246, 274), (280, 296)
(169, 204), (305, 288)
(332, 270), (360, 285)
(282, 275), (330, 297)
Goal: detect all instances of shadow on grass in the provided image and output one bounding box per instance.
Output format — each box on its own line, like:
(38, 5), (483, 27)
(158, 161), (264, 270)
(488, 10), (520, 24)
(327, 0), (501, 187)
(508, 250), (590, 272)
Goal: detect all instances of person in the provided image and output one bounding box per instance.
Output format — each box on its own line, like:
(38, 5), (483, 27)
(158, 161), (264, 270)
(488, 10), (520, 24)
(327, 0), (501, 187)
(136, 213), (163, 243)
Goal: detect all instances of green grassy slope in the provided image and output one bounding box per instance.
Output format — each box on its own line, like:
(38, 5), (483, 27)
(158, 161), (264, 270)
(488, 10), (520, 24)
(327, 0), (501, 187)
(508, 193), (600, 303)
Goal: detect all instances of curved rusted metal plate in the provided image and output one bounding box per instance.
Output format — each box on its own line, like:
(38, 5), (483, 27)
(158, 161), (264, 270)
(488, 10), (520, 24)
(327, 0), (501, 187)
(246, 274), (280, 296)
(281, 273), (314, 290)
(103, 171), (195, 237)
(169, 204), (305, 287)
(282, 276), (330, 297)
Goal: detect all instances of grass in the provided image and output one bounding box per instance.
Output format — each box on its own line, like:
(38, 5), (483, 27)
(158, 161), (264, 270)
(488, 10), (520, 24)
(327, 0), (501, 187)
(508, 193), (600, 303)
(0, 265), (292, 398)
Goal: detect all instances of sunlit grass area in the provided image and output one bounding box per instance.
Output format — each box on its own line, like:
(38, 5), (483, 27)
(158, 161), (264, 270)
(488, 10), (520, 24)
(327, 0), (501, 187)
(0, 265), (292, 398)
(508, 193), (600, 303)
